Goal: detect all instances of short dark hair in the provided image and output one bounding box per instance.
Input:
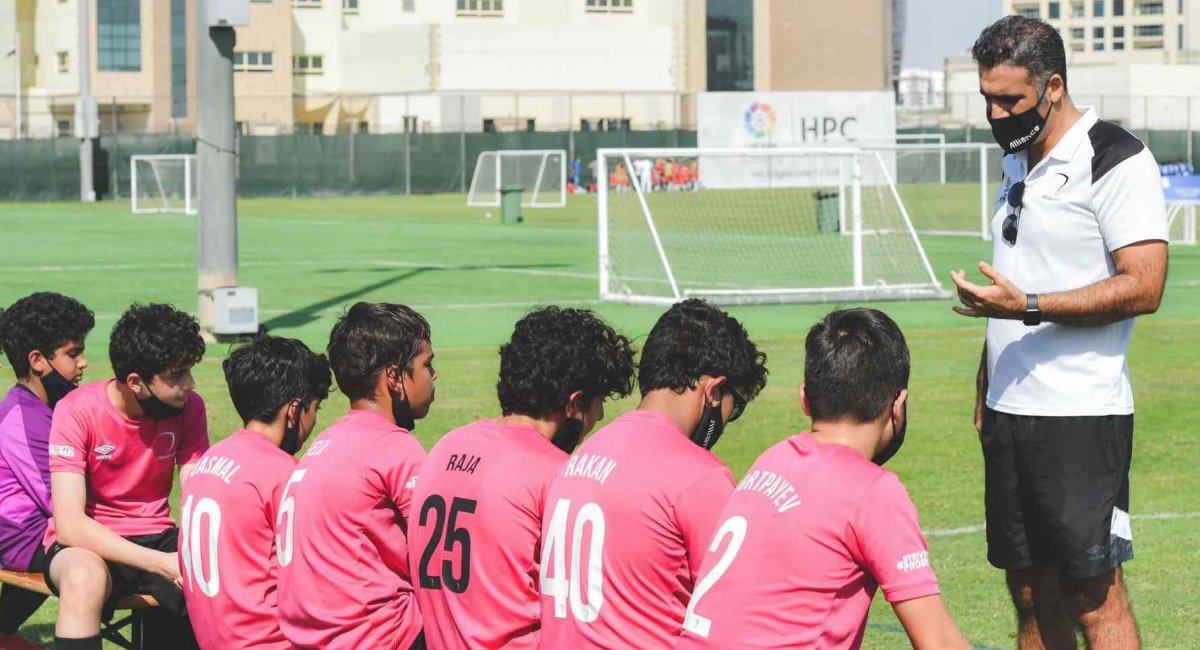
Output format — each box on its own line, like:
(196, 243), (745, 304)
(638, 298), (768, 402)
(497, 306), (635, 418)
(109, 304), (206, 383)
(327, 302), (431, 401)
(972, 15), (1068, 91)
(804, 308), (910, 424)
(0, 292), (95, 379)
(223, 335), (332, 425)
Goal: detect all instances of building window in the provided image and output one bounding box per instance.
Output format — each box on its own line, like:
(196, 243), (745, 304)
(1135, 24), (1164, 36)
(343, 0), (358, 12)
(1017, 6), (1040, 18)
(1113, 24), (1126, 48)
(1114, 0), (1124, 15)
(293, 0), (320, 7)
(707, 0), (753, 92)
(57, 120), (71, 137)
(1072, 26), (1085, 39)
(403, 0), (415, 9)
(1139, 2), (1163, 14)
(1114, 25), (1125, 36)
(293, 54), (324, 74)
(1114, 39), (1126, 48)
(586, 0), (633, 12)
(98, 0), (141, 72)
(1072, 2), (1084, 17)
(1049, 2), (1061, 18)
(171, 0), (187, 118)
(56, 50), (68, 73)
(234, 51), (275, 72)
(1179, 23), (1184, 48)
(298, 122), (324, 135)
(1093, 0), (1104, 16)
(456, 0), (503, 16)
(1094, 26), (1105, 38)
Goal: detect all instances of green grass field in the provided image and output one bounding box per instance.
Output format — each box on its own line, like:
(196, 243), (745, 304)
(1, 192), (1197, 648)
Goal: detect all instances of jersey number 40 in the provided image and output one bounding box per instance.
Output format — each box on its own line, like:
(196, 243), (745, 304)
(540, 498), (606, 623)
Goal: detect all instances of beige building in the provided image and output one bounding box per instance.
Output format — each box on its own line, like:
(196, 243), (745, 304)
(1005, 0), (1200, 63)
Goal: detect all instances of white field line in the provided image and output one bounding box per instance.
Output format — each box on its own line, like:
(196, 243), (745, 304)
(924, 511), (1200, 538)
(90, 298), (602, 321)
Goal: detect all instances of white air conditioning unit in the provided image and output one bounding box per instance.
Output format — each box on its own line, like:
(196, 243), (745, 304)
(213, 287), (259, 335)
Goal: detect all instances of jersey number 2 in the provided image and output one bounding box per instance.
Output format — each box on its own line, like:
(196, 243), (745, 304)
(417, 495), (477, 593)
(682, 515), (748, 638)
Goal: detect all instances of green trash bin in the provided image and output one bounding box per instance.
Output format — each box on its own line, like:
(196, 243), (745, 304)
(500, 187), (524, 223)
(815, 190), (840, 234)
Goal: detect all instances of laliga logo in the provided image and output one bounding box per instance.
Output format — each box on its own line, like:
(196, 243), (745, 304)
(744, 102), (776, 139)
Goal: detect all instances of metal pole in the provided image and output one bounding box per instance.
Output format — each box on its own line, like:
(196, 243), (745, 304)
(852, 155), (863, 288)
(196, 0), (239, 340)
(459, 94), (466, 194)
(404, 93), (411, 195)
(79, 0), (95, 201)
(13, 32), (20, 138)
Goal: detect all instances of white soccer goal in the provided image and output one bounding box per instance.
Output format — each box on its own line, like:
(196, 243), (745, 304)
(131, 154), (197, 215)
(597, 147), (950, 306)
(1166, 202), (1198, 245)
(467, 149), (567, 208)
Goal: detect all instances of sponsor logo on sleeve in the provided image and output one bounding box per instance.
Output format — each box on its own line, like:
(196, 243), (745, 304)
(49, 444), (77, 458)
(896, 551), (931, 573)
(93, 444), (117, 460)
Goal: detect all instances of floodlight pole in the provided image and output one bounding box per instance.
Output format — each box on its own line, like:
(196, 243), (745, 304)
(196, 0), (239, 341)
(78, 0), (95, 201)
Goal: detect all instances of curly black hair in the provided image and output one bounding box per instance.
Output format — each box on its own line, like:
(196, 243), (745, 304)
(804, 308), (909, 424)
(0, 292), (95, 379)
(109, 304), (206, 383)
(497, 306), (635, 418)
(973, 15), (1068, 92)
(224, 335), (332, 425)
(327, 302), (431, 401)
(638, 298), (767, 402)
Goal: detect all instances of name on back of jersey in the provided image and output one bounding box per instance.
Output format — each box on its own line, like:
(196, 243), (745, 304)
(191, 454), (242, 485)
(736, 469), (802, 514)
(446, 453), (480, 474)
(563, 453), (617, 484)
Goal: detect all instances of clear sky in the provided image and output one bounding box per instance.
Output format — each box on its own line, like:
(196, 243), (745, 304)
(903, 0), (1005, 70)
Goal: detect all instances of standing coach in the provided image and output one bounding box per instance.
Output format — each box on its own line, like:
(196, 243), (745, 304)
(950, 16), (1168, 650)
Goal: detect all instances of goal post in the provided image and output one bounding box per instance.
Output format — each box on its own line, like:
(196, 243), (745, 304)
(1166, 202), (1198, 245)
(131, 154), (198, 215)
(467, 149), (567, 208)
(597, 147), (949, 306)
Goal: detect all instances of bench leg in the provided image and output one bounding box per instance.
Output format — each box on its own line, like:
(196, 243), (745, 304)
(99, 611), (139, 650)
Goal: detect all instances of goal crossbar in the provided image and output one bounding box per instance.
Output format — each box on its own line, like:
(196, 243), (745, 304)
(467, 149), (567, 208)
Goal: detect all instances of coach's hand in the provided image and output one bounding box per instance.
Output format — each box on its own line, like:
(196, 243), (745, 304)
(950, 262), (1025, 319)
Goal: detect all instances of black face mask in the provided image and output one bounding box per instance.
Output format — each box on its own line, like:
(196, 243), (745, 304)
(281, 401), (304, 456)
(988, 84), (1051, 154)
(550, 417), (584, 453)
(138, 384), (186, 421)
(872, 399), (908, 466)
(690, 401), (726, 450)
(40, 368), (78, 409)
(392, 393), (416, 431)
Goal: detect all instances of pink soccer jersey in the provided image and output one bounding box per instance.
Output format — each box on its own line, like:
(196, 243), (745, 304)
(675, 433), (941, 650)
(410, 419), (568, 650)
(538, 409), (734, 649)
(276, 409), (426, 650)
(178, 429), (297, 650)
(45, 380), (209, 544)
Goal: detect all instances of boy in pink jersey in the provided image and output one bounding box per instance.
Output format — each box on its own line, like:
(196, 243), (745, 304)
(676, 309), (970, 650)
(0, 293), (93, 650)
(411, 306), (635, 650)
(539, 299), (768, 649)
(276, 302), (436, 650)
(179, 336), (331, 650)
(44, 304), (209, 650)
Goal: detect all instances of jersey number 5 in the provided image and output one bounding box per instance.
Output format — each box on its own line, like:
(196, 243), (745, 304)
(417, 495), (477, 593)
(540, 498), (606, 623)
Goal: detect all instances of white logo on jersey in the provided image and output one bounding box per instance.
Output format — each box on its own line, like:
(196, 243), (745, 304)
(49, 445), (76, 458)
(896, 551), (930, 573)
(155, 432), (177, 461)
(305, 440), (331, 457)
(94, 444), (117, 460)
(405, 476), (418, 490)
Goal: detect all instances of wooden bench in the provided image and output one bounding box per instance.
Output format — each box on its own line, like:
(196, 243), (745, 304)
(0, 569), (158, 650)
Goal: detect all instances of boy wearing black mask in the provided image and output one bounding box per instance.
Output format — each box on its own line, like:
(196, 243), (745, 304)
(0, 293), (94, 649)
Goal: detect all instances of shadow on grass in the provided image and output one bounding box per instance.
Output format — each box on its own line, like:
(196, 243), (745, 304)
(263, 262), (571, 330)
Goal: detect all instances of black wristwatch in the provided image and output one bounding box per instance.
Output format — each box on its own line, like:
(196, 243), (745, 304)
(1023, 293), (1042, 326)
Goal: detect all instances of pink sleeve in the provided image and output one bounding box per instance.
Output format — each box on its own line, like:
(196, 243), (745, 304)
(847, 473), (940, 603)
(673, 465), (735, 579)
(176, 394), (210, 467)
(48, 401), (90, 474)
(367, 436), (423, 525)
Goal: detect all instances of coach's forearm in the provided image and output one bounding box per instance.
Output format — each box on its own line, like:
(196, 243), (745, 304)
(1040, 273), (1160, 326)
(57, 514), (168, 573)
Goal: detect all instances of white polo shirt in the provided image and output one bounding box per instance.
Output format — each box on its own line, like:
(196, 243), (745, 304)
(987, 108), (1168, 417)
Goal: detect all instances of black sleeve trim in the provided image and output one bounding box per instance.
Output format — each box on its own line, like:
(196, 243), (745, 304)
(1089, 120), (1146, 184)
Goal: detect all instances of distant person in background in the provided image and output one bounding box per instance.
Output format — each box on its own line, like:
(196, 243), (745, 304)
(954, 17), (1167, 650)
(0, 294), (94, 650)
(572, 158), (582, 187)
(634, 157), (653, 192)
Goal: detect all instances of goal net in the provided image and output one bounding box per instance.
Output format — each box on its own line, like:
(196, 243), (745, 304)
(467, 149), (567, 208)
(131, 154), (197, 215)
(598, 148), (949, 305)
(1166, 202), (1198, 245)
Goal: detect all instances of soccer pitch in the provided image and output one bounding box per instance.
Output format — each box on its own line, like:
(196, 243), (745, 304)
(1, 194), (1197, 648)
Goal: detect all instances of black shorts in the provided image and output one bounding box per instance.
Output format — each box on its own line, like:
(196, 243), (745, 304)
(981, 408), (1134, 579)
(43, 527), (187, 618)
